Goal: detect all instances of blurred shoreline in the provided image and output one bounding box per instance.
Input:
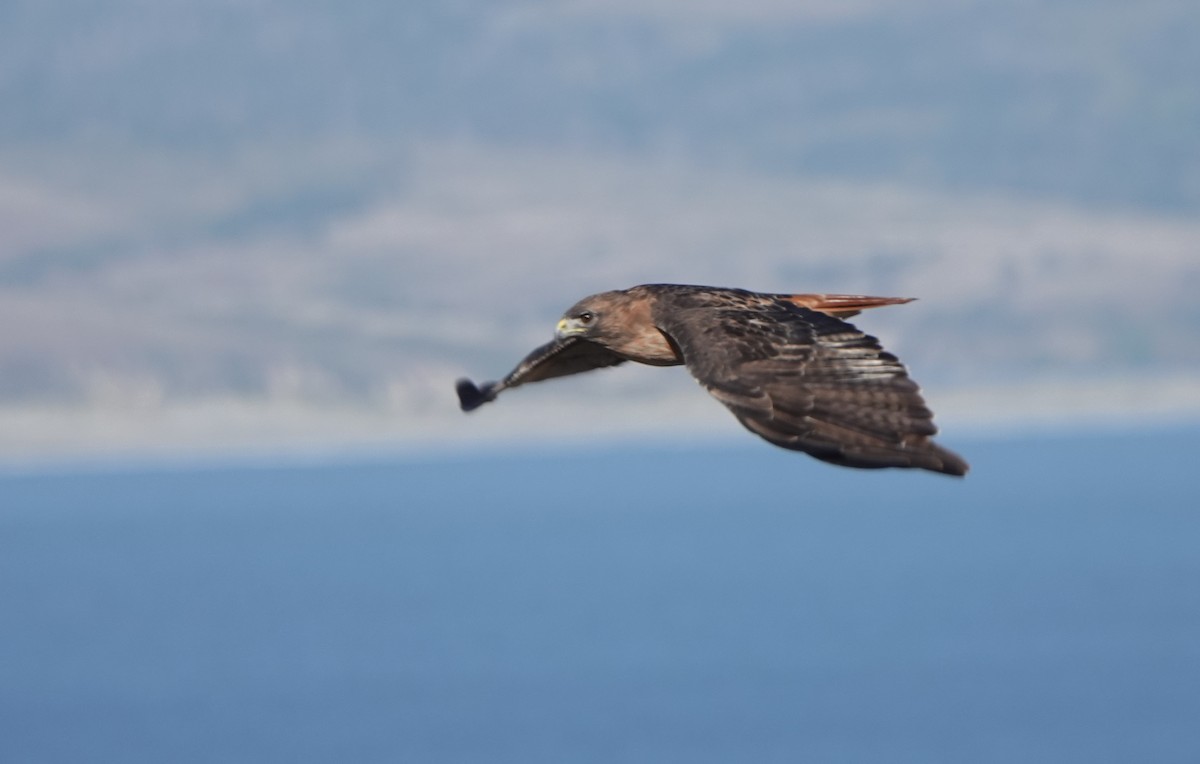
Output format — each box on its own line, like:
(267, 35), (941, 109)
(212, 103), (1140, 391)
(3, 372), (1197, 472)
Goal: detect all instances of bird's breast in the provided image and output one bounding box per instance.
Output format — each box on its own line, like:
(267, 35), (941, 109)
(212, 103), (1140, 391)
(612, 326), (683, 366)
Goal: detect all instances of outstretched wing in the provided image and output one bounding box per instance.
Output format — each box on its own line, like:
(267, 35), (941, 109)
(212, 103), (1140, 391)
(456, 336), (626, 411)
(651, 289), (968, 475)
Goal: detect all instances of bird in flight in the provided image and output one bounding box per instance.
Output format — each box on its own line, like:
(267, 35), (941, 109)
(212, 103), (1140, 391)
(456, 284), (968, 476)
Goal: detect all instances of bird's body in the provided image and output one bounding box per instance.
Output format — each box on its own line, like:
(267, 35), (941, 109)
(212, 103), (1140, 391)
(457, 284), (968, 476)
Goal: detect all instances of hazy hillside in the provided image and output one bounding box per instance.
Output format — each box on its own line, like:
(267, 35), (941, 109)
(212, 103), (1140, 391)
(4, 0), (1198, 208)
(1, 0), (1197, 461)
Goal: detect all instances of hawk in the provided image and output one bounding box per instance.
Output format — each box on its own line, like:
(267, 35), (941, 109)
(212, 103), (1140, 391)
(456, 284), (968, 476)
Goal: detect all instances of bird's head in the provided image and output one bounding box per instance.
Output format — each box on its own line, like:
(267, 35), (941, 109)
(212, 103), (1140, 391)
(555, 309), (596, 339)
(554, 286), (684, 365)
(556, 292), (619, 341)
(553, 287), (679, 365)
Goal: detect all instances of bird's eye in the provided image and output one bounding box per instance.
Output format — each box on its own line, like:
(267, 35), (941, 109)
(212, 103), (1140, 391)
(578, 311), (594, 324)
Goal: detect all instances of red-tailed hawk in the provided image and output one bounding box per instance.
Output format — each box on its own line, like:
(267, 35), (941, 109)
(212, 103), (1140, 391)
(456, 284), (968, 476)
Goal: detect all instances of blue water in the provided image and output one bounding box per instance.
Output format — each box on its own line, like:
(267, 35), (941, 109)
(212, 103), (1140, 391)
(2, 428), (1199, 763)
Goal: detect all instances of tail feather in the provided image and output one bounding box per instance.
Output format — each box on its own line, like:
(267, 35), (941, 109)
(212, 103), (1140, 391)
(784, 294), (915, 318)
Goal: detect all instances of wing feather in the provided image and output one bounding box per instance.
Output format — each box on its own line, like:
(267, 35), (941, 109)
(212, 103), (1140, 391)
(457, 337), (626, 411)
(649, 287), (968, 475)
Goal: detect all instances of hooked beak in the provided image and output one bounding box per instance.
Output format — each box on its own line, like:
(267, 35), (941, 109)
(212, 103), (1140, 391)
(556, 317), (586, 339)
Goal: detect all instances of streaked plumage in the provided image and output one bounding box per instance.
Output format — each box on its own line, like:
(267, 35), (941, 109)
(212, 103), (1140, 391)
(457, 284), (968, 476)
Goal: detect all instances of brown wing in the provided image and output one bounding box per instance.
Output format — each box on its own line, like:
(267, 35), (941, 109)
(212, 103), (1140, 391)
(649, 287), (968, 475)
(457, 336), (626, 411)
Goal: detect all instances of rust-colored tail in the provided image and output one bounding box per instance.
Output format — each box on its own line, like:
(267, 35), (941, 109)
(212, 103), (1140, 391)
(783, 294), (915, 319)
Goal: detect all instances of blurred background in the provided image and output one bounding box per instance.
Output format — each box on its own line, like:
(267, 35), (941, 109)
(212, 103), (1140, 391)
(1, 0), (1198, 463)
(3, 2), (1200, 763)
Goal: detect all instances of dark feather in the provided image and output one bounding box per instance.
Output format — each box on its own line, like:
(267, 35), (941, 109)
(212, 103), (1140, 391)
(647, 286), (968, 475)
(456, 336), (626, 411)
